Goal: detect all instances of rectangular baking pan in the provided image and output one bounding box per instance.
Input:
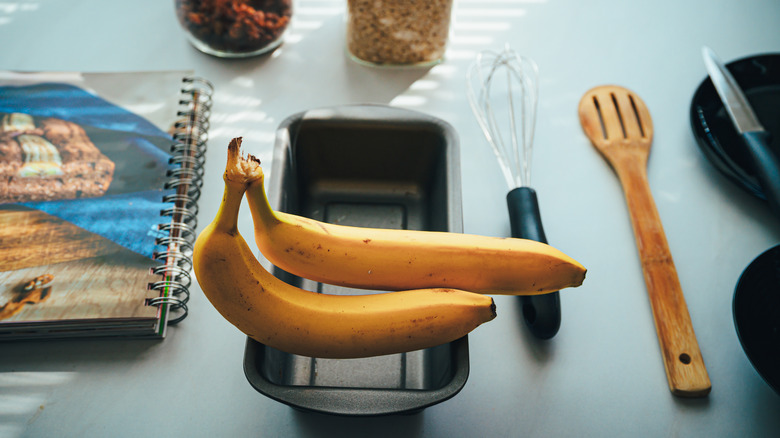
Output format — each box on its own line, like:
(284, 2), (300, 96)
(243, 104), (468, 416)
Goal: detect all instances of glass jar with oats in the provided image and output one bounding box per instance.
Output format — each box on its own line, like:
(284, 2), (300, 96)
(346, 0), (454, 66)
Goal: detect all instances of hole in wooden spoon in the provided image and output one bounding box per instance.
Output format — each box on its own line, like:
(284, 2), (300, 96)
(679, 353), (692, 364)
(610, 92), (627, 139)
(629, 94), (646, 138)
(592, 96), (608, 140)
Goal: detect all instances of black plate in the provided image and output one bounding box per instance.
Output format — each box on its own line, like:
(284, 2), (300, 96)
(690, 53), (780, 201)
(733, 244), (780, 395)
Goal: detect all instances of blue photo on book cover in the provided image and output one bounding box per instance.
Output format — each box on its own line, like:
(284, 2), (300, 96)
(0, 82), (175, 259)
(0, 71), (209, 337)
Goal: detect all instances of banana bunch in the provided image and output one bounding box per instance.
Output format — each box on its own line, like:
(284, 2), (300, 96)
(193, 139), (496, 358)
(193, 138), (586, 358)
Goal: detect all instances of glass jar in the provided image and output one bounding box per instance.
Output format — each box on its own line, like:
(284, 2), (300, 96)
(346, 0), (454, 66)
(175, 0), (292, 58)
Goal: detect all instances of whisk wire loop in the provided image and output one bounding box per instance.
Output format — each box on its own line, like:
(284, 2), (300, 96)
(467, 45), (539, 189)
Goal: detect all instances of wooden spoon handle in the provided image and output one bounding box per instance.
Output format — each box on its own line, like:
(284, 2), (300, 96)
(616, 159), (711, 397)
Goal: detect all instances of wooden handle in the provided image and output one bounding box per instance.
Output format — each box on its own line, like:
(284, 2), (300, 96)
(616, 156), (711, 397)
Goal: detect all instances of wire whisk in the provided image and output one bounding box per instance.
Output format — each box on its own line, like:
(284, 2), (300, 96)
(466, 45), (562, 340)
(466, 44), (539, 189)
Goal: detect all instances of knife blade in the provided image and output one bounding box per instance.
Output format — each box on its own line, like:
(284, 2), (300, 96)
(702, 46), (780, 219)
(702, 46), (765, 133)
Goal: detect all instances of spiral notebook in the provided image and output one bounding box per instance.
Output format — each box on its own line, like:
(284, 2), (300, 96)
(0, 71), (212, 339)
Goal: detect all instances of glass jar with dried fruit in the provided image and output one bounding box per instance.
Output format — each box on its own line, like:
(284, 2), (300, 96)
(346, 0), (454, 66)
(175, 0), (292, 58)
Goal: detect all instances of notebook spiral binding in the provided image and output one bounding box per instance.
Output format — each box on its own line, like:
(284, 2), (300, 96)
(149, 76), (214, 326)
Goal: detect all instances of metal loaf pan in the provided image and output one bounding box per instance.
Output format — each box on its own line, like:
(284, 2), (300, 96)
(243, 104), (467, 416)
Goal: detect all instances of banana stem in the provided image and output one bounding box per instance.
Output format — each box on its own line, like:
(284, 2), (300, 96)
(212, 138), (265, 234)
(246, 178), (280, 229)
(213, 182), (245, 235)
(224, 137), (280, 229)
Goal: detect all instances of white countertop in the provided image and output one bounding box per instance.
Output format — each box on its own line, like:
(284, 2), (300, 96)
(2, 0), (780, 436)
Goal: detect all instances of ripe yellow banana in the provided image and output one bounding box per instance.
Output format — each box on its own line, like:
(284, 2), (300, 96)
(192, 143), (496, 358)
(231, 138), (586, 295)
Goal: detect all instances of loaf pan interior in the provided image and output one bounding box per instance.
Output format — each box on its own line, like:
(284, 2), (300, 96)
(243, 105), (468, 416)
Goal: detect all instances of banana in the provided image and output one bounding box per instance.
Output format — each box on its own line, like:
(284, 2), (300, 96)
(192, 145), (496, 359)
(231, 138), (586, 295)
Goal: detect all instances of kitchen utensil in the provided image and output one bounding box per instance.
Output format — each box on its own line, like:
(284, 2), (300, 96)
(690, 53), (780, 202)
(466, 45), (561, 339)
(701, 47), (780, 219)
(579, 85), (711, 397)
(244, 105), (468, 416)
(733, 244), (780, 395)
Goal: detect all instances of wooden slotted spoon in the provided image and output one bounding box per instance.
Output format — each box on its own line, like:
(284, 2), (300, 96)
(578, 85), (711, 398)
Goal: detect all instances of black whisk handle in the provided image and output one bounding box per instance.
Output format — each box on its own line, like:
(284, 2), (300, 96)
(506, 186), (561, 340)
(507, 186), (547, 242)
